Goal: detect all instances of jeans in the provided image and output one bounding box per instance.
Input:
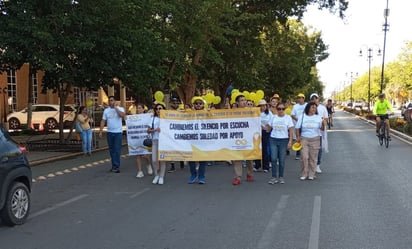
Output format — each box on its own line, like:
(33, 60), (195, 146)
(189, 161), (206, 178)
(269, 138), (289, 178)
(81, 129), (92, 154)
(107, 132), (122, 169)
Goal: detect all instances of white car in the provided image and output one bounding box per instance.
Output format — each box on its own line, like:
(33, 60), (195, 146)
(7, 104), (76, 130)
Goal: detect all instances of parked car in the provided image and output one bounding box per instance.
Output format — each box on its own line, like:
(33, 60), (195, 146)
(401, 102), (412, 121)
(7, 104), (76, 130)
(0, 125), (32, 226)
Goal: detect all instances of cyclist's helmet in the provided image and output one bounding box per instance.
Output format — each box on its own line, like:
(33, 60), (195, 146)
(379, 93), (385, 98)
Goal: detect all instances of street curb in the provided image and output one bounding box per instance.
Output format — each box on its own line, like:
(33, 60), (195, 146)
(29, 143), (128, 167)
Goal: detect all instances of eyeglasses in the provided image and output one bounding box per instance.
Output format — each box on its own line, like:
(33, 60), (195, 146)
(194, 102), (204, 105)
(276, 108), (285, 111)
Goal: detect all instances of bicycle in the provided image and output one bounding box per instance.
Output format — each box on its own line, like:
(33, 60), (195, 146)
(327, 114), (333, 129)
(377, 114), (391, 148)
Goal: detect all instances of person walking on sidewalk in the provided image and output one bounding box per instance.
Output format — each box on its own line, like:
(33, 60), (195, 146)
(232, 94), (254, 185)
(310, 93), (328, 174)
(149, 103), (167, 185)
(77, 106), (94, 156)
(99, 96), (126, 173)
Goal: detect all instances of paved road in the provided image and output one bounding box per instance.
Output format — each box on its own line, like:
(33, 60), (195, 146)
(1, 110), (412, 249)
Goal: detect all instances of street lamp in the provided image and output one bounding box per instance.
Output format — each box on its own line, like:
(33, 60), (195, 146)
(359, 46), (381, 113)
(346, 72), (358, 106)
(0, 87), (9, 131)
(380, 0), (390, 93)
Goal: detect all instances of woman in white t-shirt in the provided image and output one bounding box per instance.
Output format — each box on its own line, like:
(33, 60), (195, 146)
(295, 102), (325, 180)
(267, 102), (294, 184)
(148, 103), (167, 185)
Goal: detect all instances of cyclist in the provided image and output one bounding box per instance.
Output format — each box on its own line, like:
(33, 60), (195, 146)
(326, 99), (334, 128)
(373, 93), (394, 139)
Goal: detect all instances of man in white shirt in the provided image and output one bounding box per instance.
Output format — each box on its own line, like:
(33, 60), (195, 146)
(310, 93), (328, 173)
(291, 93), (307, 160)
(99, 96), (126, 173)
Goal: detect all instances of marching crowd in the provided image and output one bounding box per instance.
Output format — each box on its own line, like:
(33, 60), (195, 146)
(77, 93), (330, 186)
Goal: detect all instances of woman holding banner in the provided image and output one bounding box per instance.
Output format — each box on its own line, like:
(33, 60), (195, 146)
(188, 97), (208, 184)
(134, 103), (153, 178)
(148, 102), (167, 185)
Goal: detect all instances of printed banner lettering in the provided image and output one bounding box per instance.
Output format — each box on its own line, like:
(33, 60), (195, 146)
(125, 113), (152, 155)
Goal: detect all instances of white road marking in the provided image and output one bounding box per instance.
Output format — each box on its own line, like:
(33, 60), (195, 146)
(256, 195), (289, 249)
(30, 194), (89, 219)
(308, 196), (321, 249)
(129, 188), (150, 199)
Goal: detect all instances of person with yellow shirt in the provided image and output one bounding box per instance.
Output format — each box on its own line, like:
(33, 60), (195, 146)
(373, 93), (394, 139)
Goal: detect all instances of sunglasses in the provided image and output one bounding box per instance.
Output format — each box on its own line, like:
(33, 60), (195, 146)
(194, 102), (204, 105)
(156, 107), (163, 110)
(277, 108), (285, 111)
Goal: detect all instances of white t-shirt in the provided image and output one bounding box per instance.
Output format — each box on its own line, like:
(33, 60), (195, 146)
(291, 103), (307, 121)
(269, 115), (294, 139)
(102, 107), (125, 133)
(152, 116), (161, 140)
(261, 111), (273, 132)
(296, 114), (322, 138)
(317, 104), (328, 119)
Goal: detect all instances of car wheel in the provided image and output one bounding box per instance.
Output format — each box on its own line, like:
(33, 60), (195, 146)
(0, 182), (31, 226)
(8, 118), (21, 129)
(45, 118), (58, 130)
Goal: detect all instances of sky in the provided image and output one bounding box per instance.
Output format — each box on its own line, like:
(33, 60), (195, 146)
(303, 0), (412, 98)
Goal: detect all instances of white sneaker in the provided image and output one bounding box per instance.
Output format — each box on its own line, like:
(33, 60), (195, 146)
(158, 177), (164, 185)
(136, 171), (144, 178)
(300, 176), (306, 180)
(308, 176), (314, 180)
(316, 165), (322, 173)
(147, 165), (153, 175)
(152, 176), (159, 184)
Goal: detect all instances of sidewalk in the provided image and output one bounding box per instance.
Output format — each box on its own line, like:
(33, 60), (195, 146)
(11, 131), (119, 166)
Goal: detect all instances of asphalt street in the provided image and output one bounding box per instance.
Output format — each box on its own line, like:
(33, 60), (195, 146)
(1, 110), (412, 249)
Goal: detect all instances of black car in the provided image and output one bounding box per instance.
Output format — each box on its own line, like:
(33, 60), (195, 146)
(0, 125), (32, 226)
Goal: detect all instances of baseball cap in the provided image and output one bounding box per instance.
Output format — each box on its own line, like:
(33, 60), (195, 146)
(297, 93), (305, 98)
(310, 93), (319, 99)
(272, 94), (280, 99)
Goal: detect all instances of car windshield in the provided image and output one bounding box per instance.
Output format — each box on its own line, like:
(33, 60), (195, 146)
(0, 125), (22, 157)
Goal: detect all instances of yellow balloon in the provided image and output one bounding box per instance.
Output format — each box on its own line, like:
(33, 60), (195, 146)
(256, 90), (264, 99)
(213, 96), (221, 105)
(154, 91), (164, 102)
(243, 91), (250, 100)
(249, 92), (256, 102)
(86, 99), (93, 107)
(205, 93), (215, 104)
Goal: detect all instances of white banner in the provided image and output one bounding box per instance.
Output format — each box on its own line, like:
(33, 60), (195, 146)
(125, 113), (153, 155)
(158, 108), (262, 161)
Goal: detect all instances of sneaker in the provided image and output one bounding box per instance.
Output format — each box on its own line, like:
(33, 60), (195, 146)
(152, 176), (159, 184)
(308, 176), (314, 180)
(136, 171), (144, 178)
(246, 175), (254, 182)
(263, 169), (269, 173)
(232, 178), (241, 185)
(188, 175), (197, 184)
(253, 168), (258, 172)
(158, 177), (164, 185)
(300, 176), (306, 180)
(167, 167), (176, 173)
(279, 178), (285, 184)
(112, 168), (120, 173)
(147, 165), (153, 175)
(316, 165), (322, 174)
(198, 177), (205, 184)
(295, 156), (300, 160)
(268, 177), (279, 185)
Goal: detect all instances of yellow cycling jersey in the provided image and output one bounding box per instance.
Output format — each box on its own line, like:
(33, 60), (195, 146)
(373, 99), (393, 115)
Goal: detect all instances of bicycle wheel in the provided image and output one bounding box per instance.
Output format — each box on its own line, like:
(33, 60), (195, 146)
(384, 125), (390, 148)
(378, 125), (384, 146)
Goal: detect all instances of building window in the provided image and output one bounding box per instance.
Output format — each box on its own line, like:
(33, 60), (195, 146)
(7, 69), (17, 111)
(32, 72), (38, 104)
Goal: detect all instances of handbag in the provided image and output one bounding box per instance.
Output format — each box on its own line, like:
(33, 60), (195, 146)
(75, 122), (83, 133)
(143, 117), (155, 147)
